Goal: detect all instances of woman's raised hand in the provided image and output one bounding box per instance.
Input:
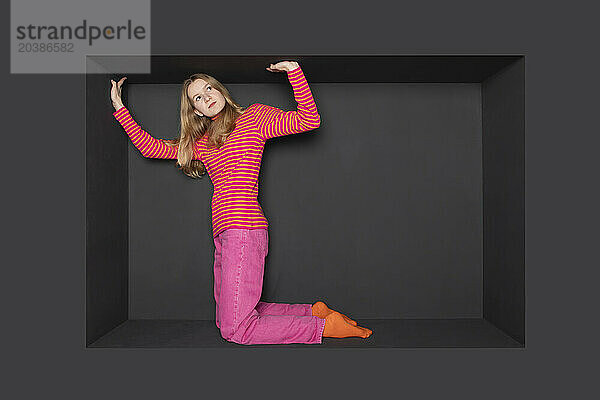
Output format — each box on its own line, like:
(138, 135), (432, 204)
(266, 61), (299, 73)
(110, 77), (127, 111)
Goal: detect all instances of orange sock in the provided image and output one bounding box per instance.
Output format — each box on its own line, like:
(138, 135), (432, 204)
(323, 311), (372, 338)
(311, 301), (357, 325)
(311, 301), (372, 338)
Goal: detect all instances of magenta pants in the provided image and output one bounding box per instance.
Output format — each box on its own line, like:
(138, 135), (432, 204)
(213, 228), (326, 345)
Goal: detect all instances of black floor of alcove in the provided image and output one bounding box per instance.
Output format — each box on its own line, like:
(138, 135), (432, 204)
(88, 319), (522, 348)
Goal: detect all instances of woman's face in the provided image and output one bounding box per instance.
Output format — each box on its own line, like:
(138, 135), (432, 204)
(187, 78), (226, 118)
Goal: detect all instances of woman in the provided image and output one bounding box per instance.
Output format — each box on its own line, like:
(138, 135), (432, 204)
(109, 60), (372, 345)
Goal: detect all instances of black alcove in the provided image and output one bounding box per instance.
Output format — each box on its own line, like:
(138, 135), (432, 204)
(86, 55), (525, 348)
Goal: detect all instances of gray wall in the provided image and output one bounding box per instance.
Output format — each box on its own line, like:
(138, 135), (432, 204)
(127, 81), (483, 320)
(483, 59), (526, 343)
(86, 73), (129, 342)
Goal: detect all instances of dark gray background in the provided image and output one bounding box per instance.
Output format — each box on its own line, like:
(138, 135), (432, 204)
(3, 0), (598, 398)
(127, 82), (482, 320)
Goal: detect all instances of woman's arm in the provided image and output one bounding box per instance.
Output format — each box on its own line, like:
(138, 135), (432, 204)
(252, 62), (321, 140)
(110, 77), (200, 160)
(112, 107), (201, 160)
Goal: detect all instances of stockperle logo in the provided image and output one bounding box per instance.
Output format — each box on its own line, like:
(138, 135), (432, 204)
(11, 0), (150, 74)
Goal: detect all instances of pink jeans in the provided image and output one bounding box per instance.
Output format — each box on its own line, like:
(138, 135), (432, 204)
(213, 228), (326, 345)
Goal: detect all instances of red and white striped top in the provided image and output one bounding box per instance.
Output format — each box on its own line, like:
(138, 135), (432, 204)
(112, 66), (321, 238)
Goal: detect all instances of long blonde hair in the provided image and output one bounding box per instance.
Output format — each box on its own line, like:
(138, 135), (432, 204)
(163, 73), (246, 178)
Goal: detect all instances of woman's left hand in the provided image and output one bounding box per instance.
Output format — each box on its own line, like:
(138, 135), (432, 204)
(266, 61), (299, 73)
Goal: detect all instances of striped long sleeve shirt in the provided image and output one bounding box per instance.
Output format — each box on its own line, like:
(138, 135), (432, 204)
(112, 66), (321, 238)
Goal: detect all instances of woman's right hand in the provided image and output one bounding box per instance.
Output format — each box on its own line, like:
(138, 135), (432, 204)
(110, 77), (127, 111)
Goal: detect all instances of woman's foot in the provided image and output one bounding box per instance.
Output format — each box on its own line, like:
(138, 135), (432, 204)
(323, 311), (372, 338)
(311, 301), (357, 326)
